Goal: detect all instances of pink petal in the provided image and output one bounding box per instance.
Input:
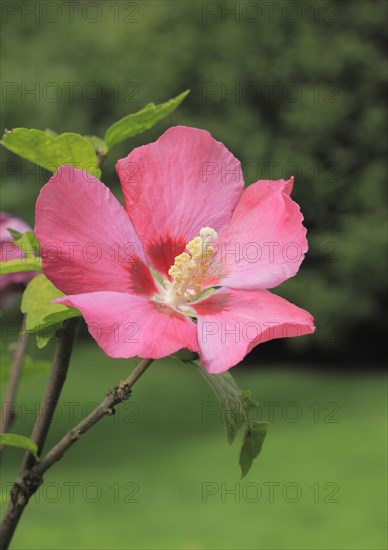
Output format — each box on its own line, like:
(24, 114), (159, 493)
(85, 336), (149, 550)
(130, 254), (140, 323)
(35, 166), (157, 297)
(205, 178), (308, 290)
(116, 126), (244, 276)
(192, 287), (315, 373)
(56, 292), (199, 359)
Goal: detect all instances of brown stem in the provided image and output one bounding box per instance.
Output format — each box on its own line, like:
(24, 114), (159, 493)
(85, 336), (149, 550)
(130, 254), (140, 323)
(0, 316), (29, 438)
(36, 358), (152, 475)
(22, 317), (79, 471)
(0, 357), (152, 550)
(0, 317), (79, 549)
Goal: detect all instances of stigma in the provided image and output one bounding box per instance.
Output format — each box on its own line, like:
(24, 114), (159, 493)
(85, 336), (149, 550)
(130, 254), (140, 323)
(163, 227), (218, 307)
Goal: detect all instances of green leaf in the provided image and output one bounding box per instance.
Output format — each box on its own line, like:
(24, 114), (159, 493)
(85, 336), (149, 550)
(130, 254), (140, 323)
(105, 90), (190, 149)
(0, 355), (51, 382)
(190, 360), (270, 477)
(194, 365), (251, 444)
(44, 128), (58, 138)
(6, 228), (22, 240)
(0, 257), (41, 274)
(171, 349), (199, 362)
(21, 274), (80, 345)
(8, 230), (41, 256)
(1, 128), (101, 177)
(0, 231), (41, 273)
(84, 135), (108, 156)
(35, 323), (61, 349)
(0, 433), (39, 459)
(239, 423), (270, 479)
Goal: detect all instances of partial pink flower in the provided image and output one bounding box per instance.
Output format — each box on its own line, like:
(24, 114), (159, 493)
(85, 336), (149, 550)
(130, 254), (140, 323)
(35, 126), (315, 372)
(0, 212), (35, 310)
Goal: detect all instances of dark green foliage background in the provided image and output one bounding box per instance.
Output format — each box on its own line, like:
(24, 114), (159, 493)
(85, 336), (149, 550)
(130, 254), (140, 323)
(1, 0), (387, 363)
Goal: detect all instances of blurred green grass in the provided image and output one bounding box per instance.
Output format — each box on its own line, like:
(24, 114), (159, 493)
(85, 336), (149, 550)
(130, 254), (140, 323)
(1, 343), (386, 550)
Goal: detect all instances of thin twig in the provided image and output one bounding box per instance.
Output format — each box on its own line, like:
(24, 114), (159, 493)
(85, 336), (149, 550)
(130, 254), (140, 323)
(21, 317), (79, 471)
(36, 358), (153, 475)
(0, 315), (29, 438)
(0, 317), (79, 549)
(0, 357), (153, 550)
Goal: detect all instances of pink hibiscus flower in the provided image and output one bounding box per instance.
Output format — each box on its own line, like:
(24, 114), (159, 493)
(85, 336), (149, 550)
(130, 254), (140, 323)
(35, 126), (314, 373)
(0, 212), (36, 310)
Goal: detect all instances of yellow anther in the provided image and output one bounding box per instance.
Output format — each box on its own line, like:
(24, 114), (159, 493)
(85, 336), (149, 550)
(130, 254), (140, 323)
(165, 227), (218, 306)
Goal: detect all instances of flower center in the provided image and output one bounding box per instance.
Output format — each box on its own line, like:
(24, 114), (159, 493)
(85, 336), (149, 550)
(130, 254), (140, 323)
(163, 227), (218, 307)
